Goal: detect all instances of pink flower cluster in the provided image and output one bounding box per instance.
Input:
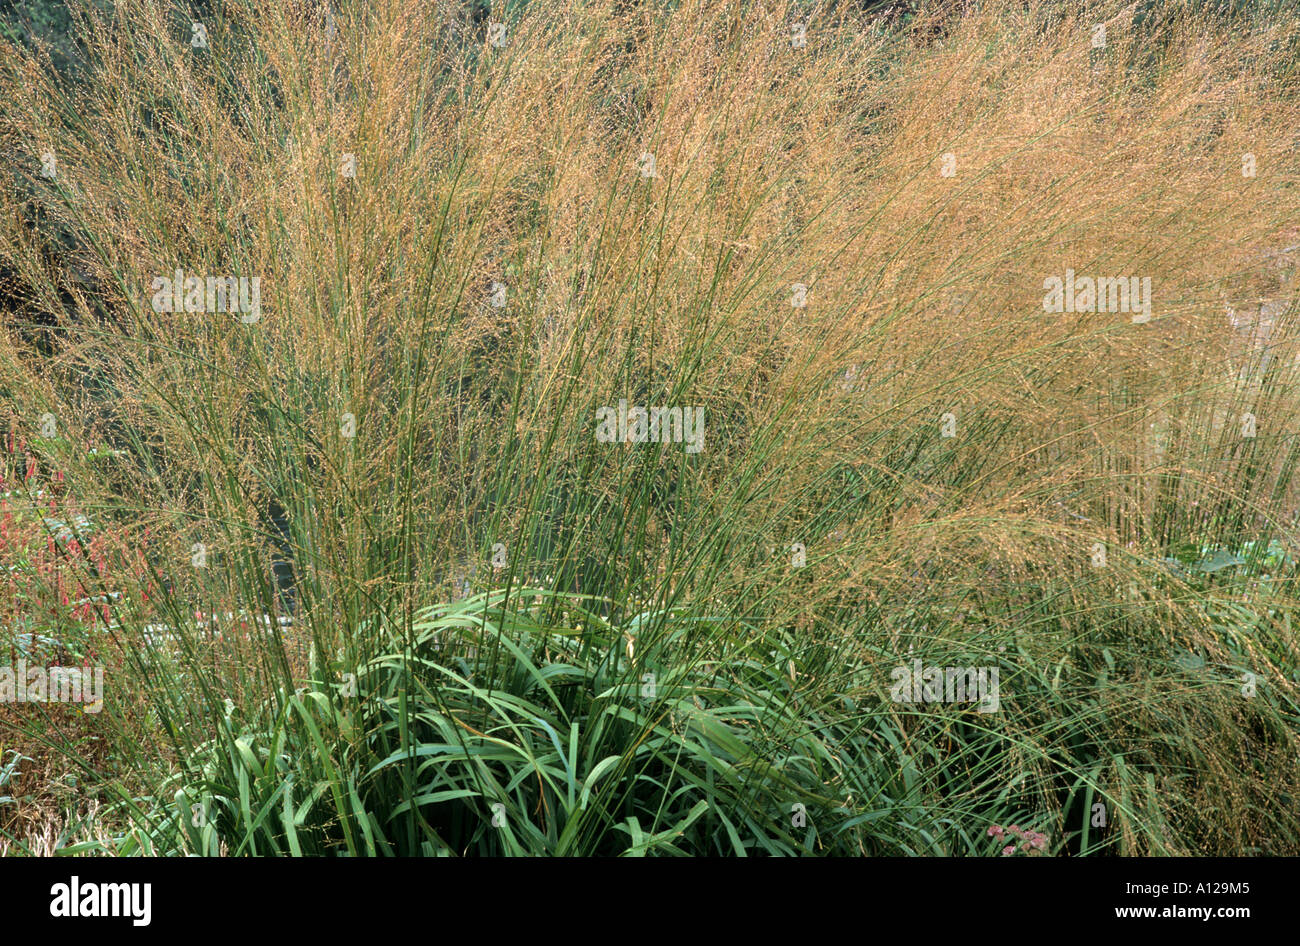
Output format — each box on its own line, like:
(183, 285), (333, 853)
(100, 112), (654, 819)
(988, 823), (1049, 856)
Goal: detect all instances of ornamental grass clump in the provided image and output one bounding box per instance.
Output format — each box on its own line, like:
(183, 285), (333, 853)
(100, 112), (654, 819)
(0, 0), (1298, 854)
